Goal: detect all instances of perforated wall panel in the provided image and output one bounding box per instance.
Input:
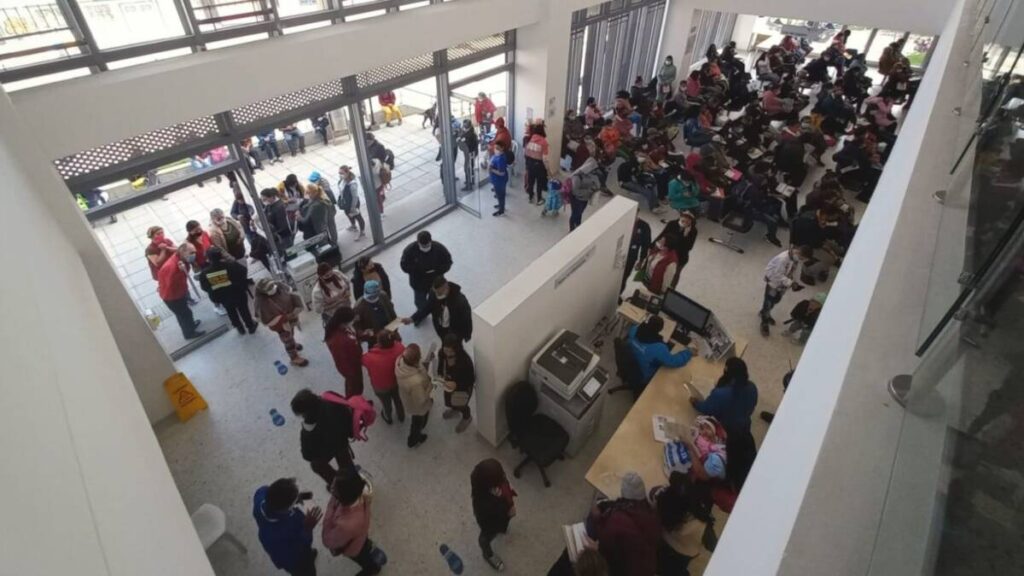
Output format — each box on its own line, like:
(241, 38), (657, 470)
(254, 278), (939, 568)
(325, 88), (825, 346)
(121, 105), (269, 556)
(229, 78), (347, 128)
(446, 32), (506, 63)
(355, 51), (435, 90)
(53, 117), (221, 180)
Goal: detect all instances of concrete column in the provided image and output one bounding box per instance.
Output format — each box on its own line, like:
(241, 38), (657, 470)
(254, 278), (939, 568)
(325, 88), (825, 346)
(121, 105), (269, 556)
(656, 0), (696, 70)
(0, 86), (178, 423)
(513, 1), (573, 173)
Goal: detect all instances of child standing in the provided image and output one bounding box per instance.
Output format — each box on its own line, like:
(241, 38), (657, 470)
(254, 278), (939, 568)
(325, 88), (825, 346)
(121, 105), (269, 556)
(321, 469), (387, 575)
(471, 458), (517, 571)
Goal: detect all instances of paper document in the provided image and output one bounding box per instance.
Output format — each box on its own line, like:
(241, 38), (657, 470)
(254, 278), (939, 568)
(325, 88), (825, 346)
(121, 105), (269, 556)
(653, 415), (679, 443)
(385, 318), (403, 332)
(563, 522), (589, 562)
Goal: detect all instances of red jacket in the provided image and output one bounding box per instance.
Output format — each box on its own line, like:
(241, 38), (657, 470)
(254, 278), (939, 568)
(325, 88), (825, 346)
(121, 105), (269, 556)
(378, 91), (396, 106)
(474, 98), (496, 125)
(326, 329), (364, 397)
(592, 502), (660, 576)
(361, 343), (406, 393)
(188, 231), (212, 268)
(157, 253), (189, 301)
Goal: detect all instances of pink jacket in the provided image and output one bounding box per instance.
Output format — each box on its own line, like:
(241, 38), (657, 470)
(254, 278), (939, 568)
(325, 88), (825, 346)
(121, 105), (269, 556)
(321, 493), (371, 558)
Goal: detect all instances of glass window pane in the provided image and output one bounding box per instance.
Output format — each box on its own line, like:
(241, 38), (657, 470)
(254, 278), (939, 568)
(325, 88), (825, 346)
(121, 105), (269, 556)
(344, 9), (385, 22)
(106, 47), (193, 69)
(448, 53), (505, 83)
(190, 0), (269, 32)
(448, 70), (509, 215)
(2, 67), (91, 91)
(204, 32), (269, 50)
(276, 0), (329, 18)
(360, 76), (447, 237)
(79, 0), (187, 49)
(905, 34), (934, 68)
(868, 29), (905, 62)
(282, 20), (331, 34)
(399, 1), (429, 10)
(0, 3), (81, 69)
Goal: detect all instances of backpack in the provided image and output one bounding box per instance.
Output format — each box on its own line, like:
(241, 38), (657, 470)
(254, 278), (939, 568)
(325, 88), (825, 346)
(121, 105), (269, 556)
(322, 391), (376, 442)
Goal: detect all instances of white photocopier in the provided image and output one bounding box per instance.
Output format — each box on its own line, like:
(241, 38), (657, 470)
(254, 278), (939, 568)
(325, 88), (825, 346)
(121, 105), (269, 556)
(529, 330), (608, 456)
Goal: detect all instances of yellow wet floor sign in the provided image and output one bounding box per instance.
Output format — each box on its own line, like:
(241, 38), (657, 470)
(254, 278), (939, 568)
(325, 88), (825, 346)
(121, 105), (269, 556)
(164, 372), (208, 422)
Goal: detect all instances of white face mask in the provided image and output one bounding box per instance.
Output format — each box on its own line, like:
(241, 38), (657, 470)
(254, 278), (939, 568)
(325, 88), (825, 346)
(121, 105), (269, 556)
(302, 421), (316, 431)
(267, 285), (279, 296)
(418, 243), (431, 253)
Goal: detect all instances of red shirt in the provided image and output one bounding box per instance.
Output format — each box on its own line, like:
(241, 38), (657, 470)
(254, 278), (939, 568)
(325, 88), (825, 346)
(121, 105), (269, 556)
(378, 91), (396, 106)
(361, 342), (406, 393)
(326, 329), (364, 397)
(188, 231), (212, 268)
(474, 98), (496, 125)
(157, 253), (189, 301)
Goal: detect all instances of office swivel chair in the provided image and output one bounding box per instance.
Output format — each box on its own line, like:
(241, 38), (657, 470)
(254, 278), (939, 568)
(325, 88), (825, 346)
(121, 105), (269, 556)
(609, 337), (644, 398)
(505, 381), (569, 488)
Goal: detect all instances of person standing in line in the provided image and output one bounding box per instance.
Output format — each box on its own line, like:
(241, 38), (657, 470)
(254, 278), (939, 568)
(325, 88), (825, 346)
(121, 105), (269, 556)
(568, 157), (601, 232)
(650, 472), (714, 575)
(471, 458), (518, 572)
(524, 122), (550, 205)
(338, 165), (367, 240)
(254, 278), (309, 366)
(400, 230), (453, 313)
(290, 388), (357, 485)
(145, 225), (176, 281)
(490, 140), (510, 217)
(208, 208), (247, 261)
(353, 280), (397, 342)
(324, 307), (364, 397)
(362, 330), (406, 425)
(395, 343), (434, 448)
(198, 247), (258, 335)
(459, 118), (481, 191)
(321, 469), (387, 575)
(261, 188), (295, 252)
(436, 333), (475, 433)
(404, 275), (473, 343)
(352, 256), (391, 301)
(230, 188), (258, 239)
(622, 217), (652, 297)
(158, 243), (205, 339)
(640, 231), (681, 296)
(759, 246), (811, 336)
(657, 55), (678, 102)
(311, 263), (352, 325)
(308, 171), (337, 205)
(253, 478), (323, 576)
(298, 183), (338, 245)
(185, 220), (213, 269)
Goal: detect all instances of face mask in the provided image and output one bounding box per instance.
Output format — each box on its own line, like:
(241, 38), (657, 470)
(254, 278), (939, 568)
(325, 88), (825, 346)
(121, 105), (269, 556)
(267, 285), (278, 296)
(435, 290), (447, 300)
(153, 234), (165, 243)
(302, 421), (316, 431)
(186, 254), (197, 264)
(418, 243), (431, 253)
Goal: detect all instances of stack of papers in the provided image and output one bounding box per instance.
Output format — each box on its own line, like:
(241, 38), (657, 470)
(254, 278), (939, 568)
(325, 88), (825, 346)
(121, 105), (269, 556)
(653, 415), (680, 443)
(563, 522), (590, 562)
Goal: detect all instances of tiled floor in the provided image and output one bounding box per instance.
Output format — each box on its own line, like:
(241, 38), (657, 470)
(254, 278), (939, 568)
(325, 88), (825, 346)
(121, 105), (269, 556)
(156, 134), (860, 576)
(91, 112), (478, 354)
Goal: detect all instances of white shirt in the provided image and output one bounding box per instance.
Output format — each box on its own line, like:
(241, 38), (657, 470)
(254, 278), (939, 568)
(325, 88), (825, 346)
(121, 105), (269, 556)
(764, 250), (798, 291)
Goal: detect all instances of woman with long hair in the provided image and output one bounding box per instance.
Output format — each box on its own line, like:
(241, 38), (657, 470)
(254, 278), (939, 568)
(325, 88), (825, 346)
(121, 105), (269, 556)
(311, 263), (352, 324)
(324, 307), (364, 396)
(691, 357), (759, 489)
(652, 472), (714, 575)
(471, 458), (517, 571)
(438, 333), (476, 433)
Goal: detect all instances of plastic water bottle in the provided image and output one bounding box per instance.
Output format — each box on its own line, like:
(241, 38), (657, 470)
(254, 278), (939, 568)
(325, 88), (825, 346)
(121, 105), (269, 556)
(269, 409), (285, 427)
(274, 360), (288, 375)
(439, 544), (463, 574)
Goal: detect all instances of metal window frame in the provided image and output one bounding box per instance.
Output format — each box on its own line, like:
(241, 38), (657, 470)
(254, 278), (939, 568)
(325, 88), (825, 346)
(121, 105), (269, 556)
(0, 0), (455, 84)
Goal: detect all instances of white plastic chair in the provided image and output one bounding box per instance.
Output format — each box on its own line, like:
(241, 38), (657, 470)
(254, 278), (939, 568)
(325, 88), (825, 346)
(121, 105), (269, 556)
(191, 503), (248, 556)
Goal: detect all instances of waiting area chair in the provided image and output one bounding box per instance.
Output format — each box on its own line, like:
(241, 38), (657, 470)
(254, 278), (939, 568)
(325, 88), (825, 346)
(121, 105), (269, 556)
(191, 503), (248, 557)
(709, 209), (753, 254)
(505, 381), (569, 488)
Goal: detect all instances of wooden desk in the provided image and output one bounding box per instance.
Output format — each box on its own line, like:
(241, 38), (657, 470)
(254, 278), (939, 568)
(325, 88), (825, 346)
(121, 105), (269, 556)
(585, 304), (748, 497)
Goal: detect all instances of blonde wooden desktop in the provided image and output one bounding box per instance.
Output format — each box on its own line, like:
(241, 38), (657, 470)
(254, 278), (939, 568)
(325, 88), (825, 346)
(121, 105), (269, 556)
(585, 302), (748, 497)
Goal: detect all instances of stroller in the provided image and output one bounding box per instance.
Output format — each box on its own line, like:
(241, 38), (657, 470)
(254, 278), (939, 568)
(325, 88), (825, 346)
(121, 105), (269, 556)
(542, 179), (569, 216)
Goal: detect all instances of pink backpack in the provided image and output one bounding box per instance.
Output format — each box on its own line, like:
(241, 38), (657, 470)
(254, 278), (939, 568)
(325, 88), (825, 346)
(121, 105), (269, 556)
(322, 391), (376, 442)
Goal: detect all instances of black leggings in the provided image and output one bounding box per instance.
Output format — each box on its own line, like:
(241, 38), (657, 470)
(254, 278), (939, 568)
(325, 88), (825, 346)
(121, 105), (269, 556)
(525, 158), (548, 201)
(479, 531), (497, 557)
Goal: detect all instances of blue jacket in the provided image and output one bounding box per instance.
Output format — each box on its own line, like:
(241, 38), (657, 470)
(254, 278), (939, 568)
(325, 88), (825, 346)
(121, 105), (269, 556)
(627, 324), (693, 385)
(253, 486), (312, 572)
(695, 382), (758, 433)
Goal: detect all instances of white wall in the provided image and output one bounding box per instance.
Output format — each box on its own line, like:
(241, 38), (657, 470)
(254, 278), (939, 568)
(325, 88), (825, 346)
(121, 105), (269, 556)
(472, 197), (638, 445)
(656, 0), (697, 74)
(0, 91), (214, 576)
(705, 1), (973, 574)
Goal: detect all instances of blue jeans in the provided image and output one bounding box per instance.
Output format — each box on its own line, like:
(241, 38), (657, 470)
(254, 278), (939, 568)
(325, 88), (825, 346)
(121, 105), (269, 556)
(760, 283), (784, 321)
(413, 288), (428, 314)
(494, 181), (507, 213)
(569, 196), (587, 231)
(622, 181), (659, 210)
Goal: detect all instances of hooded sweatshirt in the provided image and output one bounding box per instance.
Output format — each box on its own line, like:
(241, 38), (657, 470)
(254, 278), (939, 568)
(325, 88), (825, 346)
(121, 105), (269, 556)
(396, 356), (433, 416)
(410, 281), (473, 342)
(253, 486), (312, 572)
(362, 342), (406, 394)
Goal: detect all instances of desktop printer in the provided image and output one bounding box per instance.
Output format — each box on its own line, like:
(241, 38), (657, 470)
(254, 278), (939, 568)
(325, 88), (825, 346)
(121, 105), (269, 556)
(529, 329), (600, 401)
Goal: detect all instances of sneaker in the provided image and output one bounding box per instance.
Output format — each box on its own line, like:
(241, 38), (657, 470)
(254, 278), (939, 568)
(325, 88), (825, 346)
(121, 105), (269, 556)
(484, 553), (505, 572)
(346, 225), (358, 232)
(767, 317), (777, 326)
(492, 210), (504, 217)
(290, 356), (309, 367)
(380, 410), (393, 425)
(764, 234), (782, 247)
(442, 408), (459, 420)
(295, 343), (304, 351)
(760, 322), (770, 337)
(357, 232), (367, 241)
(236, 325), (246, 335)
(247, 324), (258, 334)
(760, 410), (775, 423)
(397, 414), (405, 424)
(456, 417), (472, 433)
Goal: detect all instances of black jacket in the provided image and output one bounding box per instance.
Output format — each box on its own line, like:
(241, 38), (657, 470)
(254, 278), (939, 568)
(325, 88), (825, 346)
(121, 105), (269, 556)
(400, 241), (453, 292)
(438, 348), (475, 393)
(473, 491), (511, 535)
(198, 259), (250, 305)
(299, 398), (354, 466)
(352, 263), (392, 301)
(653, 220), (698, 268)
(411, 281), (472, 342)
(627, 219), (652, 265)
(264, 200), (292, 241)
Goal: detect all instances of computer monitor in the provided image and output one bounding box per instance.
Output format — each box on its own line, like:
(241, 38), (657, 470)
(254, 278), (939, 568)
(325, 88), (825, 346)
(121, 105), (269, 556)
(661, 290), (711, 335)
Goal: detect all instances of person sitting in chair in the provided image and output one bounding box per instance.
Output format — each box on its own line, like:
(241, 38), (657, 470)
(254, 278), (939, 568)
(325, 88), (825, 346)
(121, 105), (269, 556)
(627, 316), (694, 389)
